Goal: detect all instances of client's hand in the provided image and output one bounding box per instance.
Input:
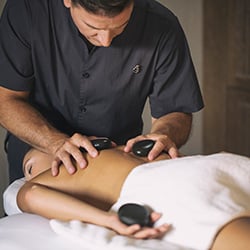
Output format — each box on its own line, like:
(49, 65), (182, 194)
(107, 212), (171, 239)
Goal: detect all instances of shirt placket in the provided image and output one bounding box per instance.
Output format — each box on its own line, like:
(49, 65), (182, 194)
(78, 68), (90, 123)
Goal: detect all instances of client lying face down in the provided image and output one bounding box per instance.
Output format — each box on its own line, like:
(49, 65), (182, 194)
(18, 140), (171, 239)
(17, 140), (250, 250)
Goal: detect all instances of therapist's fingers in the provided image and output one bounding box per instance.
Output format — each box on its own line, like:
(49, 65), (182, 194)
(51, 133), (98, 176)
(51, 158), (60, 176)
(51, 155), (77, 176)
(167, 146), (180, 158)
(148, 136), (179, 160)
(124, 134), (160, 152)
(146, 133), (178, 160)
(124, 135), (148, 153)
(124, 133), (180, 160)
(70, 133), (98, 160)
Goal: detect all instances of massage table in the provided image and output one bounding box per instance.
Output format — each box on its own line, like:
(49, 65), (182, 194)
(1, 153), (250, 250)
(0, 179), (191, 250)
(0, 213), (190, 250)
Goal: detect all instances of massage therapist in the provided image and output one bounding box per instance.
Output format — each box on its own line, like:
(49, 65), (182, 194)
(0, 0), (203, 182)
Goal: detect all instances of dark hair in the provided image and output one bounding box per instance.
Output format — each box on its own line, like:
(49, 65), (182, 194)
(71, 0), (133, 16)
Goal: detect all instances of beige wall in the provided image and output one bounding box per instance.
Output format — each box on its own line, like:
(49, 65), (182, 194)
(143, 0), (204, 155)
(0, 0), (5, 12)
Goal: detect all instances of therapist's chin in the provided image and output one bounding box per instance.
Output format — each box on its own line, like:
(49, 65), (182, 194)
(87, 38), (112, 48)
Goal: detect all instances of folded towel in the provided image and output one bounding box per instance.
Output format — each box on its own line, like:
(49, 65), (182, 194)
(3, 178), (25, 215)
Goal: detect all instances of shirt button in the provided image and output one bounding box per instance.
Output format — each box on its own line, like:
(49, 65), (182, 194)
(82, 72), (90, 78)
(79, 105), (87, 112)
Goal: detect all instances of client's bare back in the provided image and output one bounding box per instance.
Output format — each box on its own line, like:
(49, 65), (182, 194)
(26, 146), (170, 210)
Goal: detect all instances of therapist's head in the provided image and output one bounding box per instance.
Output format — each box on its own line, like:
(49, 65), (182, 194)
(71, 0), (133, 16)
(63, 0), (134, 47)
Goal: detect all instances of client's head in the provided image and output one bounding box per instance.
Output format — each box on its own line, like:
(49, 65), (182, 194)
(23, 149), (54, 180)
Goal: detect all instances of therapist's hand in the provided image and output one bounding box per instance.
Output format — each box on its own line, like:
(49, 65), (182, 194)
(124, 133), (180, 160)
(125, 113), (191, 160)
(51, 133), (98, 176)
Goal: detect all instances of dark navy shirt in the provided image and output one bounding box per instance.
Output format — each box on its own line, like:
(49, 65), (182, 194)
(0, 0), (204, 181)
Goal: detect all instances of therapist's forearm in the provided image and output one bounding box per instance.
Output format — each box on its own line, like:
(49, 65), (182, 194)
(0, 89), (68, 155)
(151, 112), (192, 148)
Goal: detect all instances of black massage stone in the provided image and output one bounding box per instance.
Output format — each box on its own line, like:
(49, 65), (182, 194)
(80, 138), (112, 152)
(132, 139), (156, 157)
(118, 203), (151, 227)
(91, 138), (112, 151)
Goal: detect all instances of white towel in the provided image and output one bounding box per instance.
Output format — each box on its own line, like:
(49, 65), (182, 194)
(112, 153), (250, 249)
(50, 219), (191, 250)
(3, 178), (25, 215)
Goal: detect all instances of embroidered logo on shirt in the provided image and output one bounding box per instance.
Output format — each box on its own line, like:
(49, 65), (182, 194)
(132, 64), (141, 74)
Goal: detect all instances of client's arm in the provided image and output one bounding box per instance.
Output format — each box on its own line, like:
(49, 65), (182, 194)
(17, 181), (169, 238)
(17, 147), (170, 239)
